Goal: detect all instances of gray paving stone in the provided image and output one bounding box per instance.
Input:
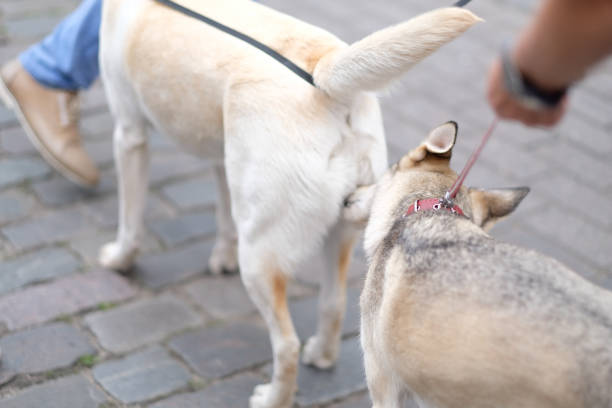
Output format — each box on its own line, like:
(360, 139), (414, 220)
(530, 172), (612, 229)
(5, 15), (62, 40)
(81, 193), (173, 229)
(150, 211), (216, 247)
(525, 207), (612, 270)
(490, 222), (593, 280)
(0, 322), (95, 375)
(289, 286), (360, 343)
(150, 372), (262, 408)
(1, 207), (90, 249)
(0, 189), (35, 225)
(85, 296), (203, 353)
(84, 138), (114, 167)
(169, 322), (271, 379)
(93, 346), (191, 404)
(184, 274), (256, 320)
(69, 228), (161, 265)
(135, 240), (214, 289)
(328, 392), (419, 408)
(535, 140), (611, 190)
(0, 157), (49, 189)
(294, 337), (366, 407)
(161, 177), (217, 210)
(31, 174), (103, 206)
(79, 110), (114, 140)
(327, 393), (371, 408)
(0, 247), (80, 295)
(0, 374), (107, 408)
(0, 269), (136, 330)
(79, 83), (109, 113)
(150, 129), (178, 151)
(0, 127), (37, 154)
(149, 151), (210, 186)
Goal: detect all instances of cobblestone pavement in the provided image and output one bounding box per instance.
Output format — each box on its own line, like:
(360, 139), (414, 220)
(0, 0), (611, 407)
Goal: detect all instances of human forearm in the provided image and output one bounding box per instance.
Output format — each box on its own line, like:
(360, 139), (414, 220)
(513, 0), (612, 91)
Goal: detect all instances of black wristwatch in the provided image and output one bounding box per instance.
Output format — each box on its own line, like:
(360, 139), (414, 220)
(501, 46), (567, 110)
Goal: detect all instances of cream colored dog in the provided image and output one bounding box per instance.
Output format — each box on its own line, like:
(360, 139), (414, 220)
(345, 122), (612, 408)
(98, 1), (479, 406)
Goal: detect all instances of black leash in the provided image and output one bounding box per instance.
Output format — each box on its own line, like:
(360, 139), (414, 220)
(153, 0), (472, 87)
(153, 0), (314, 86)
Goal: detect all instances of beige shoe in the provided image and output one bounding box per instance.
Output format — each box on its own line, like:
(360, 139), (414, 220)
(0, 59), (99, 187)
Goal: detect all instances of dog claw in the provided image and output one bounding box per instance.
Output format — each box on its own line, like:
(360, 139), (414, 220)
(98, 241), (138, 272)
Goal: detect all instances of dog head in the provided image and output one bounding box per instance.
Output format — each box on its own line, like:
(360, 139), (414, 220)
(343, 121), (529, 258)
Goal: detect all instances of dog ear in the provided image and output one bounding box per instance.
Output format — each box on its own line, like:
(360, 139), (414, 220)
(469, 187), (530, 231)
(424, 121), (457, 155)
(399, 121), (458, 169)
(343, 185), (377, 224)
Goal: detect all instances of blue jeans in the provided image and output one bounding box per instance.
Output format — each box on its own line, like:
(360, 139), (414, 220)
(20, 0), (101, 91)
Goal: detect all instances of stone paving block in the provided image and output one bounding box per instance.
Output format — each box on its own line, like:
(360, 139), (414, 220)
(0, 126), (37, 154)
(535, 140), (611, 190)
(149, 151), (211, 186)
(169, 322), (271, 379)
(560, 113), (612, 158)
(294, 337), (366, 407)
(0, 189), (35, 225)
(0, 247), (80, 295)
(31, 176), (91, 206)
(134, 240), (213, 289)
(289, 286), (360, 343)
(328, 392), (419, 408)
(530, 172), (612, 229)
(69, 227), (161, 265)
(85, 296), (203, 353)
(0, 322), (95, 375)
(0, 269), (136, 330)
(490, 222), (597, 281)
(0, 157), (49, 189)
(524, 207), (612, 270)
(80, 193), (173, 229)
(79, 109), (114, 139)
(0, 374), (107, 408)
(83, 138), (114, 167)
(184, 274), (256, 320)
(5, 15), (60, 41)
(150, 372), (262, 408)
(93, 346), (191, 404)
(161, 177), (217, 210)
(0, 105), (17, 130)
(1, 207), (90, 249)
(148, 129), (178, 151)
(79, 83), (108, 112)
(150, 211), (216, 247)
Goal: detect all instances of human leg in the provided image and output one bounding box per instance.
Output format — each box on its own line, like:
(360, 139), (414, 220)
(0, 0), (101, 187)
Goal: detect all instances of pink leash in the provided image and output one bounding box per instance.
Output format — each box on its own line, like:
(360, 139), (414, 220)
(441, 117), (499, 207)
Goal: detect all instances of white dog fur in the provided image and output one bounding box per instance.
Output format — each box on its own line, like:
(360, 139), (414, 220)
(98, 1), (480, 406)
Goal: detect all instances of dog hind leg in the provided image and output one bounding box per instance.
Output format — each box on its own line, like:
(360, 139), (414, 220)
(99, 120), (149, 271)
(302, 221), (357, 369)
(208, 163), (239, 274)
(241, 250), (299, 408)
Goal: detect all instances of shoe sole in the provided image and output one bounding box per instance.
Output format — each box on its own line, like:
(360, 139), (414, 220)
(0, 74), (97, 188)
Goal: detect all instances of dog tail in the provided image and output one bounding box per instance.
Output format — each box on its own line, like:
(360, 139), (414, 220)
(313, 7), (482, 101)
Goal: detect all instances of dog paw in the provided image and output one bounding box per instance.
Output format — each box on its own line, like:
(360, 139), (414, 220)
(249, 383), (292, 408)
(208, 240), (239, 275)
(302, 335), (338, 369)
(98, 241), (138, 272)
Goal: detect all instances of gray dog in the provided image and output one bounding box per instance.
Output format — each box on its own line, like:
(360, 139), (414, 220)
(344, 121), (612, 408)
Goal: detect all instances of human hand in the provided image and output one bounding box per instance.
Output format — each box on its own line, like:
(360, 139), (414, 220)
(487, 58), (567, 127)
